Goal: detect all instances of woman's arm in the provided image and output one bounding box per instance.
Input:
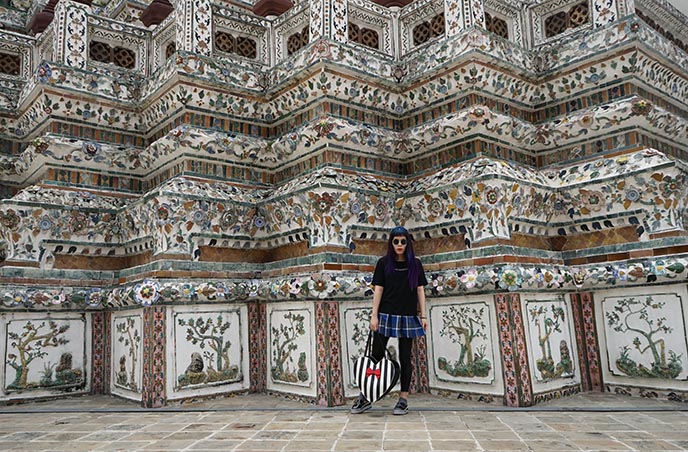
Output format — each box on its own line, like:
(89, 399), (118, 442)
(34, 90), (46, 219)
(417, 285), (427, 331)
(370, 285), (383, 331)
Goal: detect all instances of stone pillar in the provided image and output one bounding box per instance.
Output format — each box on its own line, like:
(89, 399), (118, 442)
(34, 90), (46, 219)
(591, 0), (620, 28)
(248, 301), (267, 393)
(616, 0), (635, 18)
(309, 0), (348, 43)
(410, 334), (429, 394)
(314, 301), (345, 406)
(495, 293), (533, 407)
(141, 306), (166, 408)
(465, 0), (485, 28)
(90, 311), (111, 395)
(52, 0), (90, 69)
(175, 0), (213, 56)
(444, 0), (484, 37)
(570, 292), (604, 392)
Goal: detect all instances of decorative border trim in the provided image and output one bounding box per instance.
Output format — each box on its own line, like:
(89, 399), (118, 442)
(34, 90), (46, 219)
(314, 301), (345, 406)
(326, 301), (345, 405)
(3, 254), (688, 310)
(411, 334), (430, 393)
(141, 306), (166, 407)
(90, 311), (109, 394)
(509, 292), (533, 406)
(495, 293), (518, 406)
(532, 384), (581, 404)
(431, 387), (500, 404)
(581, 291), (603, 391)
(248, 301), (267, 392)
(570, 292), (591, 391)
(606, 383), (688, 403)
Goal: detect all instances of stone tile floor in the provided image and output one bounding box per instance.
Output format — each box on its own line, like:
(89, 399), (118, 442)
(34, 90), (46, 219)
(0, 392), (687, 451)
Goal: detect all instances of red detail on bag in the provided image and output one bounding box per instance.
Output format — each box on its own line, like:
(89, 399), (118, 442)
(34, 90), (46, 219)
(365, 368), (381, 378)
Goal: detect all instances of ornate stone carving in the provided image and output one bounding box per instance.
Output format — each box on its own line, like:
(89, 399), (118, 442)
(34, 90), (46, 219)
(253, 0), (294, 18)
(140, 0), (174, 27)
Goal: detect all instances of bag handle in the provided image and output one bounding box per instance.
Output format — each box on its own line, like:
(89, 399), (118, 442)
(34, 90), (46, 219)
(366, 330), (397, 362)
(365, 330), (374, 356)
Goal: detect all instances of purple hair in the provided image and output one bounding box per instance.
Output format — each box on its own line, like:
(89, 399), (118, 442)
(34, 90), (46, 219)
(384, 226), (420, 289)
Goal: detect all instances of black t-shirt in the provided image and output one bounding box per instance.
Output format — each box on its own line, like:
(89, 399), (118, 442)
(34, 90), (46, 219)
(372, 257), (428, 316)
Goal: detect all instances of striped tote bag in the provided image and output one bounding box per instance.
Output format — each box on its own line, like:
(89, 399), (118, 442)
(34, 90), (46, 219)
(353, 332), (400, 403)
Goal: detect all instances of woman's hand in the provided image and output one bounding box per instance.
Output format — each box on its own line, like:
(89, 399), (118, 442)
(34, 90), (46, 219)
(370, 315), (379, 331)
(421, 317), (428, 331)
(370, 286), (383, 331)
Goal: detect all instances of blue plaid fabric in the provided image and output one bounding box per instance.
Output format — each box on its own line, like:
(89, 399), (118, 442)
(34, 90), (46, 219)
(378, 313), (425, 338)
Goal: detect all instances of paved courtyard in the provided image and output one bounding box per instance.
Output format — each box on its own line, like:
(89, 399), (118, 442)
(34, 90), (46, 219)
(1, 392), (687, 451)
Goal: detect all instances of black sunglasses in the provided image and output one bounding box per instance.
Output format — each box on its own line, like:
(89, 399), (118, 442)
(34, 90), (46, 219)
(393, 238), (407, 245)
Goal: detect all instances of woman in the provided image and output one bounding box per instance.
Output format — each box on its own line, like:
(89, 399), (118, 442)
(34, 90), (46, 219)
(351, 226), (428, 415)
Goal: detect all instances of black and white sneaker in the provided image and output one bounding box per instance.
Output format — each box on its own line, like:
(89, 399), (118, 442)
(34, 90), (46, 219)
(393, 398), (408, 415)
(350, 394), (372, 414)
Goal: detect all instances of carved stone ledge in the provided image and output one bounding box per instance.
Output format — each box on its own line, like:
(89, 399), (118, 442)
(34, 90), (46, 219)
(29, 0), (58, 35)
(370, 0), (413, 7)
(140, 0), (174, 27)
(29, 0), (93, 35)
(252, 0), (293, 18)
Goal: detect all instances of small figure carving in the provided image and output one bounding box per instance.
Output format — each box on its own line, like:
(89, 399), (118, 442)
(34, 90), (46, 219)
(178, 352), (208, 386)
(186, 352), (204, 373)
(116, 355), (128, 387)
(56, 352), (72, 373)
(55, 352), (82, 385)
(555, 340), (573, 377)
(297, 352), (309, 382)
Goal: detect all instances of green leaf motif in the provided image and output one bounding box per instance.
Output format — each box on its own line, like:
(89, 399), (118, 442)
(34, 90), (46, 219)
(667, 263), (685, 274)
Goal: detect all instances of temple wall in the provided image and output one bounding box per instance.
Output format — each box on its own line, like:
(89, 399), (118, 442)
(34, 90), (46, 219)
(0, 0), (687, 407)
(2, 284), (688, 405)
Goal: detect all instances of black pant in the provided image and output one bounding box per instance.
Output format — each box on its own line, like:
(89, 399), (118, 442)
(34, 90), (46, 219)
(372, 332), (413, 393)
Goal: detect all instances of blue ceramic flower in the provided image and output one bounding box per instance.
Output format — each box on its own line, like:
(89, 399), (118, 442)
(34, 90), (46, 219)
(36, 63), (52, 83)
(85, 288), (104, 307)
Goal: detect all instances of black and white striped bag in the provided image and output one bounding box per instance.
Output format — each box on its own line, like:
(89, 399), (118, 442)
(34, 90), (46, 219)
(353, 332), (400, 403)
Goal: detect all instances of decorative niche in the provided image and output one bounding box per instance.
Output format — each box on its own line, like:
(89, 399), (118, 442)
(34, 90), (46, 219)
(0, 51), (20, 76)
(286, 26), (309, 55)
(215, 31), (258, 60)
(347, 0), (394, 55)
(348, 22), (380, 50)
(89, 41), (136, 69)
(485, 11), (509, 40)
(412, 12), (445, 47)
(544, 1), (589, 39)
